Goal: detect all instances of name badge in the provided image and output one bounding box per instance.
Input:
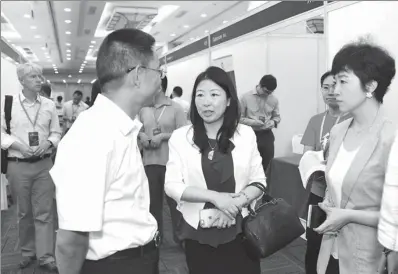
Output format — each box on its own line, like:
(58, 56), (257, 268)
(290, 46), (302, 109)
(28, 132), (39, 147)
(153, 127), (161, 136)
(259, 116), (265, 123)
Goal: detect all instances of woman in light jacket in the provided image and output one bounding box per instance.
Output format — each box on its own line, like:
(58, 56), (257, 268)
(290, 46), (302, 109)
(314, 41), (396, 274)
(165, 66), (265, 274)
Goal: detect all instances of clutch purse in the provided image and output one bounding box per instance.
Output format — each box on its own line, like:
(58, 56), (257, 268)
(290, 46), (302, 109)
(242, 182), (305, 258)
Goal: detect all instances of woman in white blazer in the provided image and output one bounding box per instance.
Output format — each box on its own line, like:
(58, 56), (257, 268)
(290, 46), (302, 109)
(165, 67), (266, 274)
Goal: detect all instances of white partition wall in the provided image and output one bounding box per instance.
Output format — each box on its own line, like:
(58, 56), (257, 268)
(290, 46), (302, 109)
(1, 57), (21, 96)
(165, 52), (210, 103)
(328, 1), (398, 124)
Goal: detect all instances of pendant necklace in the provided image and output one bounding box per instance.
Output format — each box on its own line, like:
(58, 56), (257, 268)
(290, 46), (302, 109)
(208, 140), (217, 160)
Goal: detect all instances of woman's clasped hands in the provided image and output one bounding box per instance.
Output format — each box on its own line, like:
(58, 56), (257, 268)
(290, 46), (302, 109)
(211, 192), (248, 229)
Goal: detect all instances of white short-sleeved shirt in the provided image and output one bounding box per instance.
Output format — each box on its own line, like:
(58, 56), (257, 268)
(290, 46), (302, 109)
(50, 94), (157, 260)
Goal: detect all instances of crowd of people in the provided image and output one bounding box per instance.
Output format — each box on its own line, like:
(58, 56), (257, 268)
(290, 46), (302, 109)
(1, 27), (397, 274)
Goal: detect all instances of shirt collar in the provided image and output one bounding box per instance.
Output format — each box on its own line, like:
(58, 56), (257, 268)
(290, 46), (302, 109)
(19, 91), (40, 103)
(93, 94), (141, 136)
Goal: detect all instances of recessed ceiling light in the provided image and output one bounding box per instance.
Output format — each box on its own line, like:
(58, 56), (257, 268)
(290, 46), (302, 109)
(24, 14), (31, 18)
(66, 43), (71, 46)
(34, 35), (41, 38)
(79, 71), (83, 74)
(63, 80), (66, 83)
(65, 20), (72, 24)
(183, 25), (189, 28)
(170, 33), (176, 37)
(205, 30), (209, 33)
(55, 71), (59, 74)
(77, 79), (81, 83)
(67, 57), (71, 60)
(201, 13), (207, 18)
(66, 54), (71, 57)
(68, 75), (72, 78)
(65, 31), (71, 35)
(66, 49), (71, 53)
(30, 26), (37, 30)
(91, 79), (96, 84)
(64, 8), (71, 12)
(41, 47), (46, 50)
(223, 20), (228, 24)
(91, 41), (96, 44)
(89, 45), (94, 48)
(83, 61), (87, 64)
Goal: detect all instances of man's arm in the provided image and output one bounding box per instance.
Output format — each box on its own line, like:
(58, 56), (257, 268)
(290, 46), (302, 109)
(239, 95), (257, 126)
(48, 103), (62, 147)
(56, 230), (89, 274)
(301, 116), (316, 152)
(271, 99), (281, 127)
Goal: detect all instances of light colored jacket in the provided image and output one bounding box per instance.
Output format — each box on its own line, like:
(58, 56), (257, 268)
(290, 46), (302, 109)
(164, 124), (266, 229)
(317, 111), (397, 274)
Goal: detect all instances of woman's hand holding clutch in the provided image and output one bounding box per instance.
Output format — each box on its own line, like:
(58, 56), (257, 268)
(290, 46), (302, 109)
(313, 203), (350, 235)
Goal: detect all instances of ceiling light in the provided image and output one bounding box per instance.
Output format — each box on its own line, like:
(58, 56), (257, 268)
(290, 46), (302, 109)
(91, 79), (96, 84)
(183, 25), (189, 28)
(65, 31), (71, 35)
(65, 20), (72, 24)
(66, 53), (71, 57)
(30, 26), (37, 30)
(223, 20), (228, 24)
(66, 49), (71, 53)
(64, 8), (71, 12)
(66, 43), (71, 46)
(52, 64), (56, 67)
(170, 33), (176, 37)
(201, 14), (207, 18)
(79, 71), (82, 74)
(68, 75), (72, 78)
(91, 41), (96, 44)
(205, 30), (209, 33)
(34, 35), (41, 38)
(247, 1), (268, 11)
(83, 61), (87, 64)
(41, 47), (46, 50)
(63, 80), (66, 83)
(55, 71), (59, 74)
(67, 57), (71, 60)
(77, 79), (81, 83)
(24, 14), (31, 18)
(47, 80), (51, 83)
(89, 45), (94, 49)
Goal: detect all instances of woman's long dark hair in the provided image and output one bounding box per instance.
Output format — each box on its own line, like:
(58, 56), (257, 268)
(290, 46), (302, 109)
(190, 66), (241, 154)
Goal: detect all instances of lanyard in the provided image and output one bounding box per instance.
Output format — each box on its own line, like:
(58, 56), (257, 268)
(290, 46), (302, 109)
(72, 104), (79, 116)
(319, 111), (343, 144)
(19, 94), (41, 130)
(153, 106), (166, 125)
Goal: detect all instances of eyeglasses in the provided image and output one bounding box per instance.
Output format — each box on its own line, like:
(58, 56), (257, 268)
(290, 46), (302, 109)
(126, 65), (166, 79)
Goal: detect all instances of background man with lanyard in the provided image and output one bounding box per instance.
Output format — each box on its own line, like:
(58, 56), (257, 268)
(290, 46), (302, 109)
(300, 71), (351, 274)
(138, 76), (187, 243)
(240, 74), (281, 174)
(1, 63), (61, 272)
(62, 90), (88, 135)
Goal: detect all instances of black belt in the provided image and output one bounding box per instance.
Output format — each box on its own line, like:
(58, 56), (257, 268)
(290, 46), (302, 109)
(7, 154), (52, 163)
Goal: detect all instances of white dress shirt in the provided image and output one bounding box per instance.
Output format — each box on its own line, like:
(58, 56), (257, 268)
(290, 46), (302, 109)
(378, 130), (398, 251)
(62, 100), (88, 129)
(165, 123), (266, 229)
(50, 94), (157, 260)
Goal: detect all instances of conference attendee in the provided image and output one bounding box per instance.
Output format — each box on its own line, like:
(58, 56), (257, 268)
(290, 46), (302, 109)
(40, 83), (51, 98)
(378, 129), (398, 274)
(90, 79), (102, 106)
(55, 96), (64, 126)
(62, 90), (88, 135)
(240, 74), (281, 173)
(165, 66), (265, 274)
(1, 63), (61, 271)
(50, 28), (161, 274)
(172, 86), (190, 115)
(84, 96), (91, 106)
(300, 71), (351, 274)
(315, 41), (396, 274)
(138, 75), (187, 241)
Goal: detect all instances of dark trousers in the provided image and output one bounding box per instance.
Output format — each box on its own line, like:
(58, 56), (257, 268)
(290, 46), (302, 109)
(255, 130), (275, 174)
(326, 256), (340, 274)
(81, 248), (159, 274)
(185, 235), (260, 274)
(145, 165), (166, 238)
(305, 193), (324, 274)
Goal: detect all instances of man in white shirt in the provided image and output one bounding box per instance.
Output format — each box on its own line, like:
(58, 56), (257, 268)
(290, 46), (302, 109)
(50, 28), (162, 274)
(172, 86), (190, 118)
(62, 90), (88, 135)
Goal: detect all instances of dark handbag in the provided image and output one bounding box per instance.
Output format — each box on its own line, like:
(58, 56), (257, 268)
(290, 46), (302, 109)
(1, 95), (13, 174)
(242, 182), (305, 259)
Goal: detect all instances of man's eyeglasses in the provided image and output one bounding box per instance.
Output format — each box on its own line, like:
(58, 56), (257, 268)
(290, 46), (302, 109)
(126, 65), (166, 79)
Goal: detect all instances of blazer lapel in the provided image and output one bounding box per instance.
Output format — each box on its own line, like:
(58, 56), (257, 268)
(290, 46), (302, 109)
(326, 119), (350, 174)
(340, 114), (386, 209)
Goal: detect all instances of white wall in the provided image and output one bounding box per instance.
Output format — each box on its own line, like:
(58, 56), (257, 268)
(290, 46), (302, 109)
(328, 1), (398, 124)
(1, 57), (21, 96)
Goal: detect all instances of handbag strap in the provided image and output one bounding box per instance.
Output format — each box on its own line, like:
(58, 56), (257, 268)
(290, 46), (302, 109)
(4, 95), (13, 134)
(247, 182), (273, 203)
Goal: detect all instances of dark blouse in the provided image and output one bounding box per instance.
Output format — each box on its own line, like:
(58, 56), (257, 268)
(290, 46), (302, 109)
(177, 139), (243, 247)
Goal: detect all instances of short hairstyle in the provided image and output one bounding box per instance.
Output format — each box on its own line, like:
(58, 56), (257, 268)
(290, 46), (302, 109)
(73, 90), (83, 97)
(17, 63), (42, 82)
(331, 41), (396, 103)
(190, 66), (241, 154)
(57, 96), (63, 102)
(259, 75), (277, 91)
(173, 86), (183, 97)
(91, 79), (102, 105)
(41, 83), (51, 97)
(161, 75), (168, 93)
(96, 28), (156, 89)
(321, 71), (334, 86)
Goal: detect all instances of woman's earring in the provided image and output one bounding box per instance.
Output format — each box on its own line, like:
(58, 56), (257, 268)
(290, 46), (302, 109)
(366, 92), (373, 99)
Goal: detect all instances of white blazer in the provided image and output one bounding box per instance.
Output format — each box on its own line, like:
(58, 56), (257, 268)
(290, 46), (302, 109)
(165, 123), (266, 229)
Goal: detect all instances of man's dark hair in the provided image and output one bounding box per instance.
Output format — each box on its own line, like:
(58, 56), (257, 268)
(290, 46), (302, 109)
(96, 28), (156, 90)
(173, 86), (183, 97)
(41, 83), (51, 97)
(161, 76), (168, 93)
(73, 90), (83, 97)
(57, 96), (63, 102)
(331, 41), (395, 103)
(321, 71), (334, 86)
(190, 66), (241, 154)
(91, 79), (102, 106)
(259, 75), (277, 91)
